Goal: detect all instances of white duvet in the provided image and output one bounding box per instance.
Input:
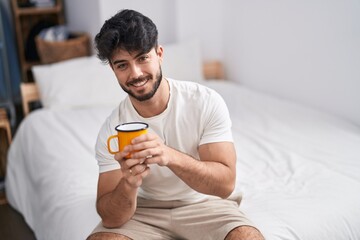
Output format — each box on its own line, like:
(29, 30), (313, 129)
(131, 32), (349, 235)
(6, 81), (360, 240)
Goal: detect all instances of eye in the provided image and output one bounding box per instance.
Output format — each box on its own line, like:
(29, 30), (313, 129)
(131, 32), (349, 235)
(138, 55), (150, 63)
(116, 63), (128, 70)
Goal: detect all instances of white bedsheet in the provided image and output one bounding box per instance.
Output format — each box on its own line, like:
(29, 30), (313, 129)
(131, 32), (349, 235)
(6, 81), (360, 240)
(6, 107), (107, 239)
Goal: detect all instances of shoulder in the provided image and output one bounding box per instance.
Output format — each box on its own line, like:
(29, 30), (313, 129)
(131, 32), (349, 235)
(98, 106), (119, 136)
(99, 97), (129, 134)
(169, 78), (221, 101)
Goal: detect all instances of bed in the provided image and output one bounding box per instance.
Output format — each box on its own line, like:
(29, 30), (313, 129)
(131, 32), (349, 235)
(5, 40), (360, 240)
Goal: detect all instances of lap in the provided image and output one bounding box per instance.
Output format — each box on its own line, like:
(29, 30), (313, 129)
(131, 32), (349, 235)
(88, 194), (259, 240)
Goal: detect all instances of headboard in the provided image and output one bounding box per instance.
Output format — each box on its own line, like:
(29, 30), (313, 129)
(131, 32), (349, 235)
(21, 61), (224, 116)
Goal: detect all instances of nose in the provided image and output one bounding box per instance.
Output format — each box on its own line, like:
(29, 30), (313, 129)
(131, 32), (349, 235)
(129, 63), (143, 79)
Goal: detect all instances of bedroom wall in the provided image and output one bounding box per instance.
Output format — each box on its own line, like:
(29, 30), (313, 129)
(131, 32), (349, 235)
(63, 0), (100, 52)
(64, 0), (178, 49)
(64, 0), (360, 126)
(63, 0), (223, 60)
(98, 0), (177, 45)
(174, 0), (224, 61)
(223, 0), (360, 126)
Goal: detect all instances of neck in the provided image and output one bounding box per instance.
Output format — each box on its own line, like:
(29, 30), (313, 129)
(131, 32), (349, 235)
(130, 78), (170, 118)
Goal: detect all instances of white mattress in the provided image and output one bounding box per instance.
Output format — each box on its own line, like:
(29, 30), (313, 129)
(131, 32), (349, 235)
(5, 81), (360, 240)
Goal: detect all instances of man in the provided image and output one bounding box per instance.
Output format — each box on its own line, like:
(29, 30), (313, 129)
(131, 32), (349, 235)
(88, 9), (264, 240)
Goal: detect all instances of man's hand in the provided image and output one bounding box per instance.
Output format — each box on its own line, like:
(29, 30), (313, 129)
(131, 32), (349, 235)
(114, 145), (151, 188)
(122, 132), (173, 167)
(120, 132), (236, 199)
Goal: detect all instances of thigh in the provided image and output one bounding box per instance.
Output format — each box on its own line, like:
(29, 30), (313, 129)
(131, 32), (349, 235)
(172, 195), (256, 240)
(88, 209), (174, 240)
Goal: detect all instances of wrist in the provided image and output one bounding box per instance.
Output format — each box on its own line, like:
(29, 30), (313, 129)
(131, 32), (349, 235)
(114, 177), (138, 199)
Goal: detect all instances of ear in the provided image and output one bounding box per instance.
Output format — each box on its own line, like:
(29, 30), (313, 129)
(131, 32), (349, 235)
(156, 45), (164, 64)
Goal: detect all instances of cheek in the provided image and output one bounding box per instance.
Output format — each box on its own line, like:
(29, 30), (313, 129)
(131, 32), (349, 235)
(150, 61), (161, 73)
(112, 74), (127, 88)
(113, 70), (127, 81)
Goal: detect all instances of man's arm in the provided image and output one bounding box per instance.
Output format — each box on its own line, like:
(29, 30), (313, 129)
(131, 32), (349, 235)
(96, 158), (149, 228)
(168, 141), (236, 198)
(129, 134), (237, 199)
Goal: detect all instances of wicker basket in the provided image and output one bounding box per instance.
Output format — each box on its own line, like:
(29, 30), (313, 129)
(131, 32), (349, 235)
(35, 32), (90, 64)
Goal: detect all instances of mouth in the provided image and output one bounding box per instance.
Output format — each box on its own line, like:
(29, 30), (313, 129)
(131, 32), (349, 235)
(127, 76), (151, 88)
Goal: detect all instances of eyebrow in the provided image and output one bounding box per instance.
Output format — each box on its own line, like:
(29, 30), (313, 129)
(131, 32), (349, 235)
(112, 50), (150, 65)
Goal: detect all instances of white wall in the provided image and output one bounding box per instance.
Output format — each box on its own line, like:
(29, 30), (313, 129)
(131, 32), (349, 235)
(63, 0), (101, 52)
(64, 0), (178, 51)
(175, 0), (224, 61)
(64, 0), (99, 34)
(97, 0), (177, 45)
(224, 0), (360, 125)
(63, 0), (223, 59)
(64, 0), (360, 126)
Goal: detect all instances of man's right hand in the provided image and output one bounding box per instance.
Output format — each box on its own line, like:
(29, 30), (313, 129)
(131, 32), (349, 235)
(115, 152), (150, 188)
(95, 148), (149, 228)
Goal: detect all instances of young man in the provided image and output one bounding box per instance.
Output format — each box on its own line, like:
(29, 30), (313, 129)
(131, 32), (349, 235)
(88, 9), (264, 240)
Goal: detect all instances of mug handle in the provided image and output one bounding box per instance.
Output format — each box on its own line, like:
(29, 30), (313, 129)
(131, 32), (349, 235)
(107, 135), (119, 154)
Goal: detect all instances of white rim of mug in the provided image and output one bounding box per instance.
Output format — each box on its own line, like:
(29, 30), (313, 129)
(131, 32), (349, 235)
(115, 122), (149, 132)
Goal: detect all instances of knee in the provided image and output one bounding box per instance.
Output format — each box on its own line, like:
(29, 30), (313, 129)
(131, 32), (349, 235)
(225, 225), (265, 240)
(87, 232), (131, 240)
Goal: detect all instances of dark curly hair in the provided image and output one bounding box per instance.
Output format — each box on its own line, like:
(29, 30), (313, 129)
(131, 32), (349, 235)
(94, 9), (158, 64)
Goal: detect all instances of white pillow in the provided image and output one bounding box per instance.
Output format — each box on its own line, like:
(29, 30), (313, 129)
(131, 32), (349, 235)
(161, 39), (204, 82)
(32, 40), (204, 109)
(32, 55), (126, 109)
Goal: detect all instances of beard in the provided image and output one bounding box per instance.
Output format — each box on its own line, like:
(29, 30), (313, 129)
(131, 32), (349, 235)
(120, 67), (163, 102)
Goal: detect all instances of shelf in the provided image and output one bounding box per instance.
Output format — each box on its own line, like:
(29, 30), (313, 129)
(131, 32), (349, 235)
(24, 61), (41, 70)
(11, 0), (64, 82)
(15, 5), (62, 16)
(0, 107), (11, 179)
(0, 108), (11, 144)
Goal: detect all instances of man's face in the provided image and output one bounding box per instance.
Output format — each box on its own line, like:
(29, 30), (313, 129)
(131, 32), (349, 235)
(110, 46), (163, 102)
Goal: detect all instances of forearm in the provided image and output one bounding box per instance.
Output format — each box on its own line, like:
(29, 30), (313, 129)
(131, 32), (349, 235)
(167, 148), (235, 199)
(96, 179), (137, 228)
(129, 134), (237, 198)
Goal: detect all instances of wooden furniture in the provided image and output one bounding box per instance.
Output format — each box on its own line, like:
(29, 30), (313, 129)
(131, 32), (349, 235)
(0, 108), (11, 178)
(0, 109), (11, 144)
(203, 61), (225, 79)
(10, 0), (65, 82)
(20, 82), (40, 116)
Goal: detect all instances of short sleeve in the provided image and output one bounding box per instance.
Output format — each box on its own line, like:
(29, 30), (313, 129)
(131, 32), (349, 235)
(199, 90), (233, 145)
(95, 110), (121, 173)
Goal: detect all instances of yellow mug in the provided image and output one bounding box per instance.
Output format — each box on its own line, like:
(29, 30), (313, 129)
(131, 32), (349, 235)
(107, 122), (149, 158)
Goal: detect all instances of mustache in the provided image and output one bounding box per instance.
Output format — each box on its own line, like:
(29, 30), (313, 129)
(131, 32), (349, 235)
(126, 75), (151, 87)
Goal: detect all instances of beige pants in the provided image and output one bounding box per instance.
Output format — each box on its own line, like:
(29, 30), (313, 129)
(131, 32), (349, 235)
(89, 193), (255, 240)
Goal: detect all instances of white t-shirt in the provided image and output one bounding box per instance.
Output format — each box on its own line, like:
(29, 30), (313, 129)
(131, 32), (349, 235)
(95, 79), (233, 201)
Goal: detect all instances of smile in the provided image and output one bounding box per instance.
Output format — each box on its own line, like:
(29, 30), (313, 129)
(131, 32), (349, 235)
(128, 77), (151, 87)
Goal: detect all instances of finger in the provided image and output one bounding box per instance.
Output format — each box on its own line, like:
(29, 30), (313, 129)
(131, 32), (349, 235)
(131, 141), (164, 158)
(121, 158), (142, 170)
(114, 152), (123, 161)
(144, 155), (158, 165)
(126, 135), (163, 156)
(126, 167), (150, 187)
(135, 166), (150, 178)
(141, 166), (150, 177)
(133, 143), (164, 159)
(131, 133), (157, 144)
(114, 148), (131, 161)
(130, 164), (148, 175)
